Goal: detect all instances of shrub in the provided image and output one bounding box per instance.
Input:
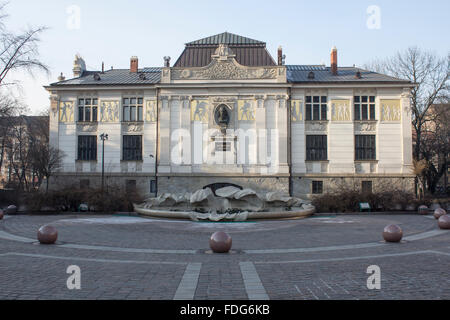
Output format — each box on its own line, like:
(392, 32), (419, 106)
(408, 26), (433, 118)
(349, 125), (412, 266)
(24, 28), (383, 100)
(311, 188), (418, 213)
(21, 187), (143, 213)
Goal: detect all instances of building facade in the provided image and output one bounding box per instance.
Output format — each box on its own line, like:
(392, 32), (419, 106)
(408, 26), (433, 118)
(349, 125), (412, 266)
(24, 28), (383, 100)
(46, 32), (415, 198)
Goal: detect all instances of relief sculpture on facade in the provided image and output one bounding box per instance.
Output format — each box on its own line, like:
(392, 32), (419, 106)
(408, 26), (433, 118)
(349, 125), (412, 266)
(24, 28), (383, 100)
(146, 100), (157, 122)
(100, 101), (119, 122)
(381, 99), (401, 121)
(59, 101), (74, 123)
(191, 100), (209, 123)
(291, 100), (303, 122)
(331, 100), (351, 121)
(238, 100), (255, 121)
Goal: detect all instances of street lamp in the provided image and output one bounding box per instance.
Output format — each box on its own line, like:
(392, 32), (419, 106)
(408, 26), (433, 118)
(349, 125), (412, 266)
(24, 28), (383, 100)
(100, 133), (109, 193)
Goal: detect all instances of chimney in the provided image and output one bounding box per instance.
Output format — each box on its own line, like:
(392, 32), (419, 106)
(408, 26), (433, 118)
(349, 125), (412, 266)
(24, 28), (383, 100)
(278, 46), (283, 66)
(130, 56), (138, 73)
(331, 46), (338, 75)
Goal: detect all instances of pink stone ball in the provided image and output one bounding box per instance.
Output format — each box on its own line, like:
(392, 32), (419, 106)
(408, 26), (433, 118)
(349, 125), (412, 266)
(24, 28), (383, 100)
(383, 224), (403, 243)
(209, 231), (232, 253)
(37, 225), (58, 244)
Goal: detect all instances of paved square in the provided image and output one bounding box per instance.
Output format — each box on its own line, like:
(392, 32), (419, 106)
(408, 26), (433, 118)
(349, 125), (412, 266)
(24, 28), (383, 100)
(0, 214), (449, 300)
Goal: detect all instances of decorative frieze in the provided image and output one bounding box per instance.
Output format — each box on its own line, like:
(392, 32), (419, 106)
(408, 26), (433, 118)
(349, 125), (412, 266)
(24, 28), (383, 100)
(100, 100), (120, 122)
(77, 123), (98, 133)
(354, 121), (377, 133)
(291, 100), (303, 122)
(122, 123), (144, 133)
(145, 100), (157, 122)
(380, 99), (401, 121)
(331, 99), (351, 121)
(305, 121), (328, 132)
(59, 101), (74, 123)
(237, 100), (255, 121)
(191, 99), (209, 123)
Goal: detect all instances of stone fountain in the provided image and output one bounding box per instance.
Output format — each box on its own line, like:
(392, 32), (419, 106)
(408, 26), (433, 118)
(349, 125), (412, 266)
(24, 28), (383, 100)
(134, 186), (315, 221)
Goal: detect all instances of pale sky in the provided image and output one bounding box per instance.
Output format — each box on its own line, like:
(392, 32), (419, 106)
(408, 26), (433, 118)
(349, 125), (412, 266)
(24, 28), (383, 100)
(4, 0), (450, 115)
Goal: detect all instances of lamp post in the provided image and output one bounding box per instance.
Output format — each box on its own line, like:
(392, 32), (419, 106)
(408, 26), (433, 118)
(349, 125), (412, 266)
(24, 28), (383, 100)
(100, 133), (109, 193)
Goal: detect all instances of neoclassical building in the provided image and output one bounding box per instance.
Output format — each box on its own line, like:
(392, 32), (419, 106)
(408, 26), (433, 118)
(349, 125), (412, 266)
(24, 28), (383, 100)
(45, 32), (415, 198)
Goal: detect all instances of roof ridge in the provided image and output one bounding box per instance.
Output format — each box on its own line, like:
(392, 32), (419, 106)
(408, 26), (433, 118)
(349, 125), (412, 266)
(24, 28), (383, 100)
(186, 32), (265, 46)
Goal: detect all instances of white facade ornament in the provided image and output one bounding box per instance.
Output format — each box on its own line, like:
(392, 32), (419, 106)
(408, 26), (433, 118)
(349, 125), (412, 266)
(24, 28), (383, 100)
(100, 100), (120, 122)
(171, 44), (281, 81)
(145, 100), (157, 122)
(291, 100), (303, 122)
(380, 99), (401, 121)
(59, 101), (74, 123)
(238, 100), (255, 121)
(191, 100), (209, 123)
(331, 100), (351, 121)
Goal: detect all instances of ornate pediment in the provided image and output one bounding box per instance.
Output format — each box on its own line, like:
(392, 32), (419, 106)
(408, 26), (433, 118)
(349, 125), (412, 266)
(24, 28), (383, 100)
(170, 44), (285, 81)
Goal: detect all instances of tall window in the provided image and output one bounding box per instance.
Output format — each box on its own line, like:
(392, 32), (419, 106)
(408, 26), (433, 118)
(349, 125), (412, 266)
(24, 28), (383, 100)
(78, 98), (98, 122)
(355, 135), (376, 160)
(354, 96), (376, 120)
(306, 135), (328, 161)
(78, 136), (97, 161)
(305, 96), (327, 121)
(123, 97), (143, 122)
(123, 135), (142, 160)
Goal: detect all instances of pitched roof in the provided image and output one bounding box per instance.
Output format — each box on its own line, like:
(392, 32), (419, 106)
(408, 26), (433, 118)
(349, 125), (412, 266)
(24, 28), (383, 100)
(49, 68), (161, 86)
(186, 32), (265, 46)
(174, 46), (276, 68)
(286, 66), (411, 84)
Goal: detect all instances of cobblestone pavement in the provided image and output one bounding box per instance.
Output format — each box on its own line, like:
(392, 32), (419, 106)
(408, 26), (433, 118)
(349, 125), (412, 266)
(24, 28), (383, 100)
(0, 213), (449, 300)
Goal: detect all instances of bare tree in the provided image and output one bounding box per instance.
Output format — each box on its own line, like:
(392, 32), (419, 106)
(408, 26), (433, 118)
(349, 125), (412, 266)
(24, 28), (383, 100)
(31, 145), (65, 192)
(0, 2), (49, 88)
(365, 47), (450, 194)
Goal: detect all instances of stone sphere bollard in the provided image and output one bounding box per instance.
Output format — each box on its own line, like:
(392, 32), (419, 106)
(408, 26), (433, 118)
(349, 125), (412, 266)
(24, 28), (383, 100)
(6, 205), (17, 215)
(434, 208), (447, 220)
(37, 225), (58, 244)
(418, 205), (429, 215)
(438, 215), (450, 230)
(383, 224), (403, 243)
(0, 210), (3, 220)
(209, 231), (232, 253)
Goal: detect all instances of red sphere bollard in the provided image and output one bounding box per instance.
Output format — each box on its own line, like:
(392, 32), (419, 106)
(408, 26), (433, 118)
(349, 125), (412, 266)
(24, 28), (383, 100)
(438, 215), (450, 230)
(434, 208), (447, 220)
(383, 224), (403, 243)
(37, 225), (58, 244)
(209, 231), (232, 253)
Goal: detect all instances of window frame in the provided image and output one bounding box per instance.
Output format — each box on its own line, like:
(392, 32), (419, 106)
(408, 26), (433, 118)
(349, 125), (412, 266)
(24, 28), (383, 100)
(123, 135), (143, 161)
(78, 98), (98, 122)
(306, 135), (328, 161)
(312, 181), (323, 194)
(355, 135), (376, 161)
(77, 135), (97, 161)
(122, 97), (144, 122)
(305, 96), (328, 121)
(354, 96), (376, 121)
